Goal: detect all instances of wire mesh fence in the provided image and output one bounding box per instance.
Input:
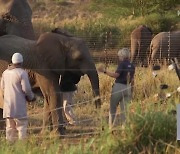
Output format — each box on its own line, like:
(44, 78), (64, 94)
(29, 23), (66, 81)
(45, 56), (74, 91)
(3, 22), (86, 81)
(67, 32), (180, 65)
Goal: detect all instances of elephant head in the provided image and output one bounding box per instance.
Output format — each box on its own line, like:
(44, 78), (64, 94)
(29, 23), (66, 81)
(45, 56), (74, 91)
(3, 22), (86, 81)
(37, 31), (101, 108)
(130, 25), (153, 64)
(66, 38), (101, 108)
(0, 0), (35, 40)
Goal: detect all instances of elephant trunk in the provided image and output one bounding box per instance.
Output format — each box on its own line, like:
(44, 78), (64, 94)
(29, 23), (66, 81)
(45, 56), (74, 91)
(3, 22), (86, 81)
(85, 64), (101, 108)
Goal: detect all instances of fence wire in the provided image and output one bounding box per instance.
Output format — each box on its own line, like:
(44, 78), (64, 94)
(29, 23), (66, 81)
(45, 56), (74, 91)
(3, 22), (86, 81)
(0, 73), (179, 138)
(68, 32), (180, 65)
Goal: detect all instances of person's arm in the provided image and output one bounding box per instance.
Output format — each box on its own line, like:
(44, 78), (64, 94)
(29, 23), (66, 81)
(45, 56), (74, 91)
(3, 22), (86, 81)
(104, 70), (119, 78)
(21, 71), (35, 102)
(98, 65), (121, 78)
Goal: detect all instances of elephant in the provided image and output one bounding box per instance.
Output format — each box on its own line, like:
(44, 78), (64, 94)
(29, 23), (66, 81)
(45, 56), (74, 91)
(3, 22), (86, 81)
(150, 31), (180, 62)
(0, 32), (101, 134)
(0, 0), (35, 127)
(51, 28), (73, 37)
(0, 0), (35, 40)
(130, 25), (153, 64)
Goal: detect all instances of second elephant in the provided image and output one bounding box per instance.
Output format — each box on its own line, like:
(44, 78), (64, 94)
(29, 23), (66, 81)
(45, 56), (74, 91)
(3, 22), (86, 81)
(131, 25), (153, 64)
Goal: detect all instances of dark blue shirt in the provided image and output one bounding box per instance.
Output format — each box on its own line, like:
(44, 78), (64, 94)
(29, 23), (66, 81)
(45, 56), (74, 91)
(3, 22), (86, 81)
(115, 60), (135, 84)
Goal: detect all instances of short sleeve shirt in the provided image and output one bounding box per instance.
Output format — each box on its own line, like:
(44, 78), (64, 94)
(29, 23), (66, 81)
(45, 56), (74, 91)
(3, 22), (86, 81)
(115, 60), (135, 84)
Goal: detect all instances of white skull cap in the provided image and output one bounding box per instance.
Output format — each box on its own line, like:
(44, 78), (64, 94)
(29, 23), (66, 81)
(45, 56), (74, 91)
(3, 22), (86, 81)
(12, 53), (23, 64)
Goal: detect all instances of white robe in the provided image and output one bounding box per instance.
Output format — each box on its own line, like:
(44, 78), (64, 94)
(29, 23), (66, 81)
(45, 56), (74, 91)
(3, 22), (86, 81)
(1, 67), (34, 119)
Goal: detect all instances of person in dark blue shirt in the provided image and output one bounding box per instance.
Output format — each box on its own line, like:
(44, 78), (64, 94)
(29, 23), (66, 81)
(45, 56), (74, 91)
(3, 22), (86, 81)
(98, 48), (135, 128)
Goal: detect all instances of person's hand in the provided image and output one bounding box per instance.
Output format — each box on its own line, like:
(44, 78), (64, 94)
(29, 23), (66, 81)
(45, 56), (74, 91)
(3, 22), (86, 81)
(98, 65), (106, 73)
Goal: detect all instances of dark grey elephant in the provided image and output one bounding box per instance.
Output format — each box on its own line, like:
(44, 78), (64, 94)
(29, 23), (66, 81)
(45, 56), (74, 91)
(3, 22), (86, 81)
(150, 31), (180, 61)
(0, 0), (35, 40)
(0, 32), (101, 134)
(130, 25), (153, 64)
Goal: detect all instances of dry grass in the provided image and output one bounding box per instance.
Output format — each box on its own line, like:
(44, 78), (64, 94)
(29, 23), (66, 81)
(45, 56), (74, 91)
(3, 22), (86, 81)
(26, 64), (179, 134)
(0, 64), (179, 153)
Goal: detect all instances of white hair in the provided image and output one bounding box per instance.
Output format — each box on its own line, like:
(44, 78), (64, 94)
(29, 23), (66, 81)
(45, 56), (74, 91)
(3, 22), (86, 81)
(118, 48), (130, 59)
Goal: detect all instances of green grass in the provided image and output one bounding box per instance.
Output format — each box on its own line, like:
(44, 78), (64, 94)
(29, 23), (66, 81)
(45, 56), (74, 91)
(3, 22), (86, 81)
(32, 12), (179, 49)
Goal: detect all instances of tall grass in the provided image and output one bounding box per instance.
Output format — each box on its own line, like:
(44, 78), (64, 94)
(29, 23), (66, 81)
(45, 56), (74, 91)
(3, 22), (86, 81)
(1, 65), (179, 153)
(31, 0), (179, 50)
(32, 12), (179, 50)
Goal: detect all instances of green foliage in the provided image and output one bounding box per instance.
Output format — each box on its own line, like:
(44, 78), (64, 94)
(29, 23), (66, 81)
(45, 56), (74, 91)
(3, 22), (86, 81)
(91, 0), (179, 16)
(130, 112), (176, 145)
(32, 0), (179, 50)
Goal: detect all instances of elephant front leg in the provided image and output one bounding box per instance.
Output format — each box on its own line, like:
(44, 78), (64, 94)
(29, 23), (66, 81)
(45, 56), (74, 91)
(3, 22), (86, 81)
(49, 91), (65, 134)
(36, 74), (65, 135)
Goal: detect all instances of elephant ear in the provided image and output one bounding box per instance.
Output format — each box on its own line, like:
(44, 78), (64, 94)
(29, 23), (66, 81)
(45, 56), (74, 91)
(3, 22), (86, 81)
(69, 46), (81, 60)
(58, 35), (82, 61)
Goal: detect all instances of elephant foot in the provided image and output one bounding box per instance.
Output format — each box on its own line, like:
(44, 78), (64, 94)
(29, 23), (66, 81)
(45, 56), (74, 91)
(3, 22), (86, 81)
(40, 126), (66, 137)
(45, 126), (66, 139)
(58, 126), (66, 136)
(95, 99), (101, 109)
